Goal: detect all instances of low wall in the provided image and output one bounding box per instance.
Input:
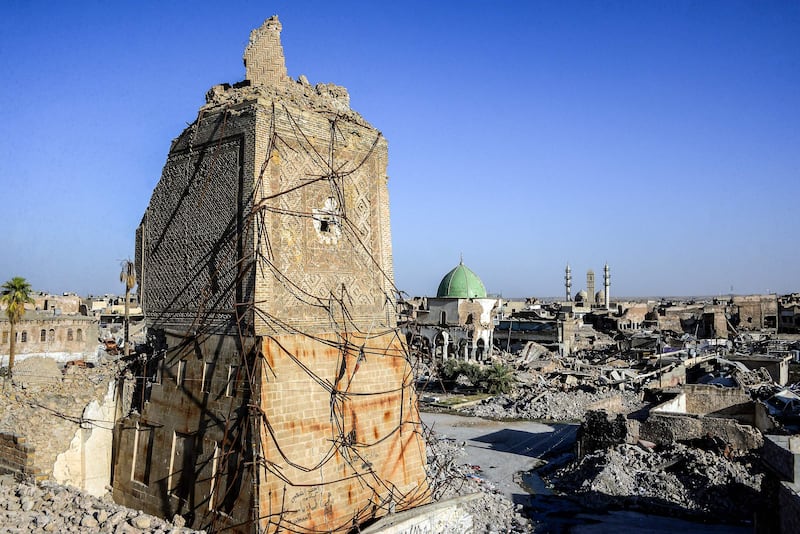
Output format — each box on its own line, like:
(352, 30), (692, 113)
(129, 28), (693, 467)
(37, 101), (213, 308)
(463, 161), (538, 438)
(638, 413), (764, 450)
(681, 384), (752, 415)
(779, 481), (800, 534)
(762, 435), (800, 488)
(361, 494), (477, 534)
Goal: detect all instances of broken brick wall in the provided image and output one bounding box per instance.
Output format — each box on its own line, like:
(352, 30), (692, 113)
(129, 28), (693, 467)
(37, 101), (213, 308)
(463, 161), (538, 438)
(681, 384), (753, 417)
(258, 332), (429, 533)
(112, 331), (255, 532)
(0, 362), (122, 494)
(638, 413), (763, 450)
(0, 433), (41, 481)
(577, 410), (628, 458)
(732, 294), (779, 332)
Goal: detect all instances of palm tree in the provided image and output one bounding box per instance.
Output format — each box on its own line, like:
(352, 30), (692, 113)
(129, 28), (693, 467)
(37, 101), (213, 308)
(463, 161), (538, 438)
(120, 260), (136, 355)
(1, 276), (34, 379)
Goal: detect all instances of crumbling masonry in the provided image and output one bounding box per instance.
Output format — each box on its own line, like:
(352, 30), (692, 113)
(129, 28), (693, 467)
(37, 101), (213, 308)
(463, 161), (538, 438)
(112, 16), (429, 532)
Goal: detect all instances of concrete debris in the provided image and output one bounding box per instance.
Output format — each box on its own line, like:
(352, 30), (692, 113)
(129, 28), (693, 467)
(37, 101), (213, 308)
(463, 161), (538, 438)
(547, 441), (765, 524)
(11, 356), (63, 389)
(426, 432), (534, 533)
(0, 475), (202, 533)
(462, 384), (643, 421)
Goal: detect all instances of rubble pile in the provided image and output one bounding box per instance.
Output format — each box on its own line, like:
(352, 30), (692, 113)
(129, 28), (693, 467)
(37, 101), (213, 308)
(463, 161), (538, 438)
(463, 384), (643, 421)
(0, 360), (129, 484)
(0, 360), (125, 428)
(426, 432), (534, 533)
(548, 442), (765, 523)
(0, 475), (201, 533)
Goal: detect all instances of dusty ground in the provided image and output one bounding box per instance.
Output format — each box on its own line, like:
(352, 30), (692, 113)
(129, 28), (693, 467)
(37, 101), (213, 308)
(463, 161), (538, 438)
(423, 412), (576, 500)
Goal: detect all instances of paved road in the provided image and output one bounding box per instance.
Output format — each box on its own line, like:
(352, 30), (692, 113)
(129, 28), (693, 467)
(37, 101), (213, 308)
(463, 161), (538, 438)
(420, 412), (577, 500)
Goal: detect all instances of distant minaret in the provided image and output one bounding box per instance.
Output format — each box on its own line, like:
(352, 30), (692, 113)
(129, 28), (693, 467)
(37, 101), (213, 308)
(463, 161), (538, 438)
(587, 270), (595, 306)
(565, 263), (572, 302)
(604, 263), (610, 310)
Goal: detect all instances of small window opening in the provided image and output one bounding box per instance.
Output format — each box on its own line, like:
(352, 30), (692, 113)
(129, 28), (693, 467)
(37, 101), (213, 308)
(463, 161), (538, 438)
(202, 362), (215, 394)
(168, 432), (196, 500)
(176, 360), (186, 387)
(131, 422), (154, 485)
(226, 366), (239, 397)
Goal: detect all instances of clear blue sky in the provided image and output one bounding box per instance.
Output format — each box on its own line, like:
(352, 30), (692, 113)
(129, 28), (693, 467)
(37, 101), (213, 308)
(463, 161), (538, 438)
(1, 1), (798, 298)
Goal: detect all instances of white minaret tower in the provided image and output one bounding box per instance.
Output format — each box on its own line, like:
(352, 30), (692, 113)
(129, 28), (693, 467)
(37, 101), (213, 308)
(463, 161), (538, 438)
(604, 263), (611, 310)
(565, 263), (572, 302)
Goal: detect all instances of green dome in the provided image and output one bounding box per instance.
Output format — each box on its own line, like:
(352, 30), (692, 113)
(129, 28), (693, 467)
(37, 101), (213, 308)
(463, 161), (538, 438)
(436, 261), (487, 298)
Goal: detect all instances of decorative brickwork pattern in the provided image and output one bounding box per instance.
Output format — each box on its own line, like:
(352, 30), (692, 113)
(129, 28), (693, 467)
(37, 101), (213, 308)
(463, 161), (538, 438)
(253, 103), (393, 335)
(140, 124), (253, 334)
(244, 16), (289, 88)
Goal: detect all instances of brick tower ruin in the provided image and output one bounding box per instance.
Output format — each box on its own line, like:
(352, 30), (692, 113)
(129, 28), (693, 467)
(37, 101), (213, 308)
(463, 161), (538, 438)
(114, 16), (429, 533)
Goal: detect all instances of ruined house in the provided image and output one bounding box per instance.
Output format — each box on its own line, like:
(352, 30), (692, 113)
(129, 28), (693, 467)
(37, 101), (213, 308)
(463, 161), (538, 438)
(778, 293), (800, 333)
(731, 294), (778, 333)
(112, 16), (428, 533)
(0, 311), (97, 363)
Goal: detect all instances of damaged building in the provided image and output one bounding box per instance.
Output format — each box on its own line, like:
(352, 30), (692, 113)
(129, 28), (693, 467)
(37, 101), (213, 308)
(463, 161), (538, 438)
(398, 261), (501, 362)
(0, 310), (98, 364)
(112, 16), (428, 533)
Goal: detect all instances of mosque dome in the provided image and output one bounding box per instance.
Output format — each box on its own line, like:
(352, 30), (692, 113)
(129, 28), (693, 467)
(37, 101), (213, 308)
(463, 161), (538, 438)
(595, 290), (605, 304)
(436, 261), (487, 298)
(575, 290), (589, 302)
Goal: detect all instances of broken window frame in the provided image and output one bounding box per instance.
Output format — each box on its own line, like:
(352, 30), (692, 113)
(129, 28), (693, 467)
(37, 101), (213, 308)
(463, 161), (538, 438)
(202, 362), (215, 394)
(176, 359), (187, 388)
(208, 441), (220, 511)
(131, 421), (154, 486)
(226, 365), (239, 397)
(153, 356), (163, 385)
(168, 431), (197, 501)
(213, 442), (240, 516)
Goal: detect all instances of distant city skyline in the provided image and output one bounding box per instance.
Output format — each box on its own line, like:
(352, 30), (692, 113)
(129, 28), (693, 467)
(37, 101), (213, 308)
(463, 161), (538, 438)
(1, 1), (798, 298)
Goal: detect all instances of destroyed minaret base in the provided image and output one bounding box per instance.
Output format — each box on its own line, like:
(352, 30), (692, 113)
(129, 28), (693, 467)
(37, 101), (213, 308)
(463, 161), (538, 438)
(243, 15), (289, 88)
(117, 16), (428, 533)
